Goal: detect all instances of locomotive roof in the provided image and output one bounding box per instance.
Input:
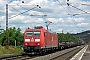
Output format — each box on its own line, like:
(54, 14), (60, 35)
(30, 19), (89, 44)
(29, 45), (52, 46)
(27, 29), (41, 31)
(25, 27), (57, 34)
(25, 27), (46, 32)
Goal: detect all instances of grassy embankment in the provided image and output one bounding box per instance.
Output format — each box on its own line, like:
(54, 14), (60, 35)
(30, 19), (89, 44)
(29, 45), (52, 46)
(0, 45), (24, 55)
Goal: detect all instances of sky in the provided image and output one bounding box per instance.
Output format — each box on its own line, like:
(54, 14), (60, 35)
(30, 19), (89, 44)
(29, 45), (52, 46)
(0, 0), (90, 33)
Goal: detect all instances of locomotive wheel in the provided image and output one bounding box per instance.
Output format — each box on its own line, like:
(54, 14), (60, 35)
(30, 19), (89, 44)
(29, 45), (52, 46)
(39, 51), (44, 55)
(39, 50), (46, 55)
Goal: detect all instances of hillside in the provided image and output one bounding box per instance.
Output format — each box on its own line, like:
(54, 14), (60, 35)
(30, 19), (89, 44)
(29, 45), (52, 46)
(71, 30), (90, 43)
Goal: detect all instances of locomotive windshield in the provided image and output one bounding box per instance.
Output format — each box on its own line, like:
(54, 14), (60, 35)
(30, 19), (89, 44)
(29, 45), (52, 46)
(26, 32), (33, 36)
(33, 32), (40, 36)
(26, 31), (40, 36)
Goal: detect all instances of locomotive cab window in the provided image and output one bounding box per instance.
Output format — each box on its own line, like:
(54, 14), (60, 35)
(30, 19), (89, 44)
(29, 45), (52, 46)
(33, 32), (40, 36)
(26, 32), (33, 36)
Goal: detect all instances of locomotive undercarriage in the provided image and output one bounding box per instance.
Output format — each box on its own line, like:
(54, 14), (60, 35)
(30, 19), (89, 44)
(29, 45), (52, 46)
(24, 46), (41, 53)
(24, 43), (80, 55)
(24, 46), (58, 55)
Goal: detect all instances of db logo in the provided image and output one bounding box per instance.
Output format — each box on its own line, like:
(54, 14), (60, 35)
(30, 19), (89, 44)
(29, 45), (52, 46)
(31, 37), (34, 42)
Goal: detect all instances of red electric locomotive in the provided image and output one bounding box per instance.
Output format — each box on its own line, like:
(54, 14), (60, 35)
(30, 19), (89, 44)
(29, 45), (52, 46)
(24, 26), (58, 53)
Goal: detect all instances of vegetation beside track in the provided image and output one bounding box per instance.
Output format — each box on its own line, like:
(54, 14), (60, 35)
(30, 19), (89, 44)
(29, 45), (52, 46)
(0, 27), (23, 46)
(0, 45), (24, 55)
(0, 27), (79, 55)
(58, 33), (79, 42)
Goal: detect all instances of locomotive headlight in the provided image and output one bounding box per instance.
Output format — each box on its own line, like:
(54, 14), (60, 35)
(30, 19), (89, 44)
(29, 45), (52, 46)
(25, 43), (28, 45)
(35, 39), (40, 42)
(25, 39), (30, 42)
(37, 43), (40, 45)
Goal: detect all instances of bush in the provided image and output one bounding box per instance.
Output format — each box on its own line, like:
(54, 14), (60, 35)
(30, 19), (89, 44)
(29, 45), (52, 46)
(0, 46), (24, 55)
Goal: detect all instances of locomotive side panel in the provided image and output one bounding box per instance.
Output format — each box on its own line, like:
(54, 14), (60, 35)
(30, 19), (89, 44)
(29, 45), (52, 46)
(44, 32), (51, 48)
(44, 32), (58, 48)
(39, 28), (46, 49)
(54, 34), (58, 47)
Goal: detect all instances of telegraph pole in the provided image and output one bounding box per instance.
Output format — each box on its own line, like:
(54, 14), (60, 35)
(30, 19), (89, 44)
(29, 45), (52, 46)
(5, 1), (41, 46)
(6, 4), (9, 46)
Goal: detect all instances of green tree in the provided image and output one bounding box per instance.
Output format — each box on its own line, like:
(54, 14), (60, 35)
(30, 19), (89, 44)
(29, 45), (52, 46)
(58, 33), (78, 43)
(0, 27), (24, 46)
(0, 30), (6, 46)
(9, 27), (16, 45)
(15, 28), (23, 46)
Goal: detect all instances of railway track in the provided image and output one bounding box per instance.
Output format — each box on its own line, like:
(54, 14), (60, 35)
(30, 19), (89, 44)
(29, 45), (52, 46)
(0, 54), (38, 60)
(51, 45), (85, 60)
(29, 45), (85, 60)
(0, 45), (85, 60)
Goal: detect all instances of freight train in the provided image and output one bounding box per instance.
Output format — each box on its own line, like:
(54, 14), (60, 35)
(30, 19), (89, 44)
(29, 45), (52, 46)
(23, 26), (83, 54)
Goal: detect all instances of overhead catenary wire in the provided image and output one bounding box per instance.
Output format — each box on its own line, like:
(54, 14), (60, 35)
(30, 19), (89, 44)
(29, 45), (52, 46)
(8, 0), (47, 19)
(8, 1), (47, 19)
(9, 2), (34, 13)
(56, 0), (71, 33)
(56, 0), (81, 33)
(57, 0), (69, 15)
(10, 5), (45, 17)
(59, 0), (83, 33)
(4, 0), (41, 19)
(8, 5), (41, 19)
(66, 0), (80, 31)
(9, 5), (22, 13)
(14, 3), (47, 17)
(67, 3), (90, 15)
(5, 0), (89, 33)
(6, 0), (47, 29)
(66, 0), (88, 33)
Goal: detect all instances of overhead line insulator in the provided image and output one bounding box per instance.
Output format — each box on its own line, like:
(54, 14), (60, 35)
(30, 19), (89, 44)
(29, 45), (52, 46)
(67, 3), (69, 6)
(22, 1), (24, 3)
(67, 0), (69, 1)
